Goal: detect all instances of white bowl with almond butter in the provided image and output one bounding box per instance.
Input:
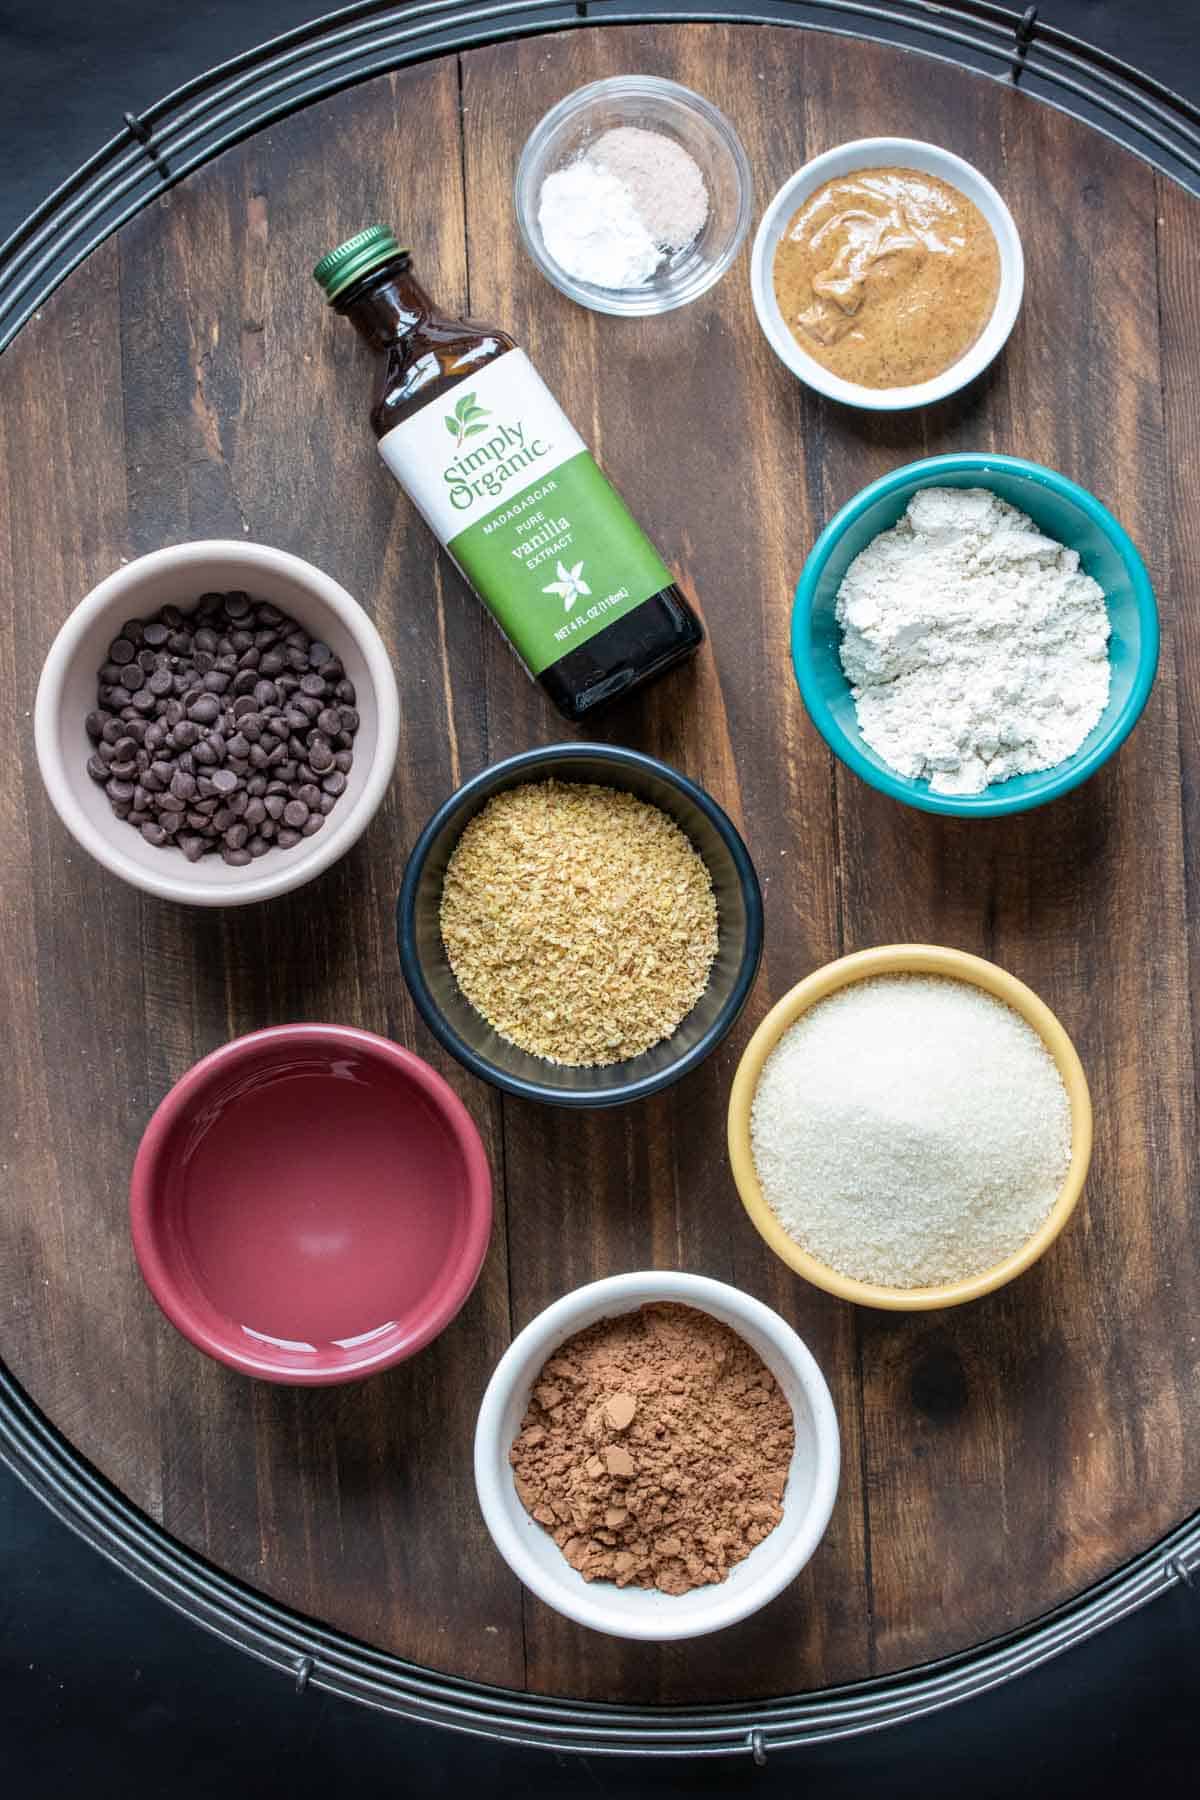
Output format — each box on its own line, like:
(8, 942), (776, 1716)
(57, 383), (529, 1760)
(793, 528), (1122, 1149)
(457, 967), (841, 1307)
(750, 137), (1024, 411)
(474, 1271), (840, 1641)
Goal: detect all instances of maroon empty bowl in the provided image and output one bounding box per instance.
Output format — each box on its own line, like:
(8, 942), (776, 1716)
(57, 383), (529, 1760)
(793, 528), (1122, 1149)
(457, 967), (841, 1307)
(130, 1024), (492, 1384)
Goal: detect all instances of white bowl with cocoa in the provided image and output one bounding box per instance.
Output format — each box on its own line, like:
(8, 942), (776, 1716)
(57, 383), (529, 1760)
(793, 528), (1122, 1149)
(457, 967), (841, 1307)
(474, 1271), (840, 1641)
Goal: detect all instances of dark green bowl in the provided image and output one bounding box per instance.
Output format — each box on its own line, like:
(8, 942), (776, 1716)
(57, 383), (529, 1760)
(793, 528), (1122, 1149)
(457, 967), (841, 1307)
(397, 744), (763, 1109)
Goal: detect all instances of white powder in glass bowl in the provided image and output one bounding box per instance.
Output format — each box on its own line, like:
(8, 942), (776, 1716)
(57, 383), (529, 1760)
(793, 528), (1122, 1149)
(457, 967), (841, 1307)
(537, 126), (710, 290)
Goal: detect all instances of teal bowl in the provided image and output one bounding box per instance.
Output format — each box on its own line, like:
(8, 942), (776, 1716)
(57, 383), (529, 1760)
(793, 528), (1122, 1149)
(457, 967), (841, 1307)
(792, 454), (1159, 817)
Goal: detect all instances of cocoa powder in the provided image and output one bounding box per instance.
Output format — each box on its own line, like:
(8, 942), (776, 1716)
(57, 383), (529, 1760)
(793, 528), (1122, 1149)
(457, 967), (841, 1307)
(509, 1304), (795, 1595)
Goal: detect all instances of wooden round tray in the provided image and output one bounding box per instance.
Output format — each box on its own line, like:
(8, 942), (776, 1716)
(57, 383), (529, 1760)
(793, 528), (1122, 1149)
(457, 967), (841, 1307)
(3, 19), (1198, 1711)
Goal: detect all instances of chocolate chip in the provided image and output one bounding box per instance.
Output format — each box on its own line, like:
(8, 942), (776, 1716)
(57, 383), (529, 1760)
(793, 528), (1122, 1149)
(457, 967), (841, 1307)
(89, 595), (356, 861)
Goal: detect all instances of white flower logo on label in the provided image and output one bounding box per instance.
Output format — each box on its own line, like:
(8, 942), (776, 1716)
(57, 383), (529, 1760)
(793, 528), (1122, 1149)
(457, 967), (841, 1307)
(542, 560), (591, 612)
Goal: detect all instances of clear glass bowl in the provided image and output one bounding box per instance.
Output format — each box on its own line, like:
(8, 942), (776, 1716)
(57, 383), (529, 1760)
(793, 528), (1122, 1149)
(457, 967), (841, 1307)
(515, 75), (753, 316)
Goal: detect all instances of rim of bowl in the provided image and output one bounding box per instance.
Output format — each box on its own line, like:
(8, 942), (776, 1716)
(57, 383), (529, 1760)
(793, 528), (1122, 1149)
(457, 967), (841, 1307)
(749, 137), (1024, 410)
(792, 452), (1161, 818)
(130, 1023), (494, 1383)
(34, 540), (401, 905)
(397, 742), (765, 1108)
(727, 945), (1094, 1312)
(473, 1271), (841, 1640)
(514, 74), (754, 317)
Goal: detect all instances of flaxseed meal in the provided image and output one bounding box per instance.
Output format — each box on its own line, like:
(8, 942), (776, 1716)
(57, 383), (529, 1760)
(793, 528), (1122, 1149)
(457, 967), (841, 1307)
(439, 780), (718, 1065)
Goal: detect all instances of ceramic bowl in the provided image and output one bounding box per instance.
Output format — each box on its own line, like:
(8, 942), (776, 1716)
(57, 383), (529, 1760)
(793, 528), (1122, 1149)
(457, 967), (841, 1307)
(474, 1271), (840, 1640)
(35, 540), (401, 904)
(792, 453), (1159, 817)
(750, 136), (1023, 409)
(130, 1024), (493, 1383)
(515, 74), (753, 316)
(727, 945), (1093, 1311)
(397, 743), (763, 1108)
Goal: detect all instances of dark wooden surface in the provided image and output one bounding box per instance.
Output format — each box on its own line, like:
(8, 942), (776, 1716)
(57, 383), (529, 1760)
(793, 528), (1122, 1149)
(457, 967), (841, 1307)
(1, 22), (1197, 1704)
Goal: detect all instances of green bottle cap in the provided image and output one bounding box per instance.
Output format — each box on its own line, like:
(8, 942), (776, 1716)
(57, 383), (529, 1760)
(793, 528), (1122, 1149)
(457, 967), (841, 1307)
(312, 226), (407, 302)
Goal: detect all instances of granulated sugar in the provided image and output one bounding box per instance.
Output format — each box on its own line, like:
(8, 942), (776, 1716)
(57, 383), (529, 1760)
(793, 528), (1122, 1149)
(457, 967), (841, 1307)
(750, 975), (1072, 1288)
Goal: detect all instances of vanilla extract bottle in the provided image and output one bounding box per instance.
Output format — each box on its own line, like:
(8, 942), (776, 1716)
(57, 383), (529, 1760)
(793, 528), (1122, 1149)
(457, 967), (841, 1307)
(314, 227), (703, 720)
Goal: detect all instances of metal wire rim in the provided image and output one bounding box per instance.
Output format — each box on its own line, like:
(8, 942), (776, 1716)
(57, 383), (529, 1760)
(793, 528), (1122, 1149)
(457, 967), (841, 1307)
(2, 1357), (1197, 1755)
(3, 0), (1200, 1757)
(3, 0), (1200, 351)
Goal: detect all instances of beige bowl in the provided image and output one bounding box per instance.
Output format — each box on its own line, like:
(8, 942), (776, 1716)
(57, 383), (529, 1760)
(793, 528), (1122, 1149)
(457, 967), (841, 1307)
(34, 541), (400, 906)
(727, 945), (1093, 1311)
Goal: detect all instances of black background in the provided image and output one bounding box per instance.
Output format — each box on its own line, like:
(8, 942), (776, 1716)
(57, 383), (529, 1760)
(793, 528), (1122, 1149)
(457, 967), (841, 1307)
(2, 2), (1199, 1793)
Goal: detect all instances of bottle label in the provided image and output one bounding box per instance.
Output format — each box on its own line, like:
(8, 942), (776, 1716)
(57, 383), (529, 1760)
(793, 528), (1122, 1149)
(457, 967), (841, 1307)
(377, 349), (672, 676)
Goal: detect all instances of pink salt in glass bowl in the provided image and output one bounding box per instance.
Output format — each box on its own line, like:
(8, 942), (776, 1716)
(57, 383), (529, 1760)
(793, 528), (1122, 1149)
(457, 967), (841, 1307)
(130, 1024), (493, 1384)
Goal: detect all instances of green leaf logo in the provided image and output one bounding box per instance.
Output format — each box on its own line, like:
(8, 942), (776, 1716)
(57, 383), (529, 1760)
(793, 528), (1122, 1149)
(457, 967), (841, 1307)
(445, 390), (491, 447)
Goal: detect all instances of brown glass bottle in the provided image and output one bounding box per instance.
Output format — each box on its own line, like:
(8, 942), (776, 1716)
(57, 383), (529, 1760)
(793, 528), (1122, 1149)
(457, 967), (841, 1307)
(314, 229), (703, 721)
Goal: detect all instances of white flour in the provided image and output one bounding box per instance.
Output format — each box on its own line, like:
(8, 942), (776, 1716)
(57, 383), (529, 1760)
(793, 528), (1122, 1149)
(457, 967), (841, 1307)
(836, 487), (1112, 796)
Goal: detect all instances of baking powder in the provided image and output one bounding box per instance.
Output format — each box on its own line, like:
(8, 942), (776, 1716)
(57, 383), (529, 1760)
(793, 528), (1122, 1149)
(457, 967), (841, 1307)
(538, 128), (709, 289)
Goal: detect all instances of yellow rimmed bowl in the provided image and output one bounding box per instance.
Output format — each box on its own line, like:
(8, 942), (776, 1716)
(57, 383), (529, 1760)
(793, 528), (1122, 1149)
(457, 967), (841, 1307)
(727, 945), (1093, 1312)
